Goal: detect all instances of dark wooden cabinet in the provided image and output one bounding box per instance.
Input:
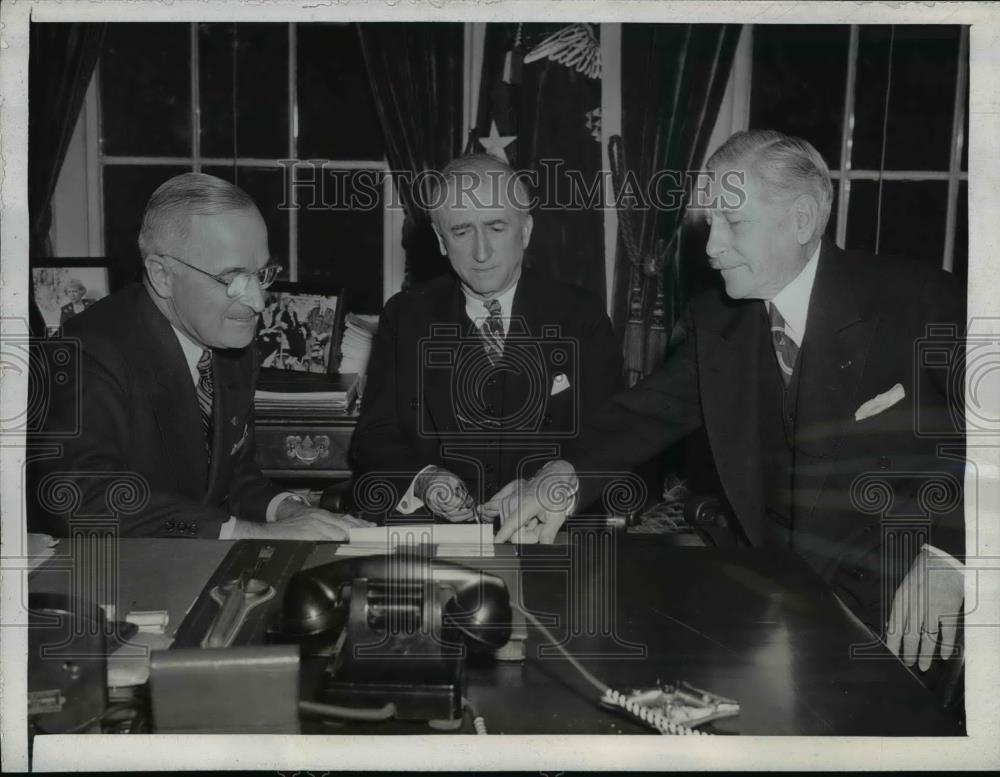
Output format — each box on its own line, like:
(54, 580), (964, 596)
(255, 414), (357, 480)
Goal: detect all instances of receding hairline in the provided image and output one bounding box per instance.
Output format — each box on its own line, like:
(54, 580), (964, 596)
(429, 155), (532, 221)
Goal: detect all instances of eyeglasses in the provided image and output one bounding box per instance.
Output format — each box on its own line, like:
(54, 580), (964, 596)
(159, 254), (283, 298)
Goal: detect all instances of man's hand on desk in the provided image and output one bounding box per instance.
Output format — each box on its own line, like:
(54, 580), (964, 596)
(488, 460), (579, 544)
(886, 548), (964, 672)
(230, 510), (372, 541)
(415, 466), (478, 523)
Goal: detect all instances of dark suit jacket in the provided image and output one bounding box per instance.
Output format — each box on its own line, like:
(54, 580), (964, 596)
(32, 284), (281, 538)
(569, 241), (965, 623)
(350, 269), (622, 516)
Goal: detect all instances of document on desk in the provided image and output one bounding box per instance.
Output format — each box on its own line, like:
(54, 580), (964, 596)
(339, 523), (496, 558)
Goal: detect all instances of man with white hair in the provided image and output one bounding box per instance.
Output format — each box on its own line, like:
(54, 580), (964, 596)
(33, 172), (369, 540)
(491, 130), (966, 677)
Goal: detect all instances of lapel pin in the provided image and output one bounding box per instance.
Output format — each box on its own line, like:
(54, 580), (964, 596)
(840, 360), (853, 370)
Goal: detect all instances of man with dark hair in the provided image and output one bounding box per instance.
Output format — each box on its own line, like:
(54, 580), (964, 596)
(349, 153), (621, 522)
(492, 131), (966, 676)
(33, 172), (369, 539)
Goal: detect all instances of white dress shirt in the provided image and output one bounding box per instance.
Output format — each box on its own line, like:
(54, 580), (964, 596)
(171, 326), (296, 538)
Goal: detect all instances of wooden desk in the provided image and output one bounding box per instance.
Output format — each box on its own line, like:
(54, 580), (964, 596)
(29, 533), (960, 736)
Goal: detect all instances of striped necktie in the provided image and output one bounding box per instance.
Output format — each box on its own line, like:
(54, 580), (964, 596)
(480, 298), (505, 365)
(768, 304), (799, 387)
(196, 349), (214, 458)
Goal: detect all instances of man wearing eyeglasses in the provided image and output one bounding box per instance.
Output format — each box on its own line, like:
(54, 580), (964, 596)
(32, 172), (369, 541)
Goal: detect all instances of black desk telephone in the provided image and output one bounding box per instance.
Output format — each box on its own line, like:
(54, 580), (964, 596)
(281, 554), (512, 723)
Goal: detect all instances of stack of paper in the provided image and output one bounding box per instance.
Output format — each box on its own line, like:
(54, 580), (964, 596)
(339, 313), (379, 376)
(254, 372), (353, 420)
(340, 523), (496, 558)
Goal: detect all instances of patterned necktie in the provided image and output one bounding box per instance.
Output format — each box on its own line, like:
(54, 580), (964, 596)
(768, 304), (799, 387)
(196, 349), (214, 458)
(480, 298), (505, 365)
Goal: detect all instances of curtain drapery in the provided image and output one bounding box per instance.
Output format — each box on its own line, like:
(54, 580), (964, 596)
(28, 23), (106, 260)
(357, 23), (464, 287)
(612, 24), (741, 385)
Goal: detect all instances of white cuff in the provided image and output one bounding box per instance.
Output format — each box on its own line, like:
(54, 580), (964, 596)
(397, 465), (434, 514)
(219, 516), (238, 539)
(923, 543), (965, 571)
(267, 492), (305, 523)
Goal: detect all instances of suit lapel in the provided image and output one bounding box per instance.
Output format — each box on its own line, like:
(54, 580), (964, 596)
(135, 291), (210, 493)
(793, 242), (878, 523)
(421, 280), (468, 435)
(795, 242), (877, 457)
(206, 350), (252, 500)
(699, 297), (768, 544)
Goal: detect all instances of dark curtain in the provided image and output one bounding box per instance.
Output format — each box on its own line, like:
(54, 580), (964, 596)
(612, 24), (741, 384)
(356, 23), (464, 287)
(28, 22), (106, 261)
(473, 23), (605, 301)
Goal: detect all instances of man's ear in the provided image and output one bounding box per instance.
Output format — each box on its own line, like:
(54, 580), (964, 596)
(520, 213), (534, 250)
(431, 222), (447, 256)
(143, 255), (174, 299)
(793, 194), (820, 245)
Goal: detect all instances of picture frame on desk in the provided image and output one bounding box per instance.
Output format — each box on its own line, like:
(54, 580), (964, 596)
(256, 281), (346, 377)
(30, 259), (113, 336)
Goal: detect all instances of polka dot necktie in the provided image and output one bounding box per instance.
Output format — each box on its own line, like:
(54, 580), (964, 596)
(769, 304), (799, 387)
(480, 299), (505, 365)
(196, 349), (214, 460)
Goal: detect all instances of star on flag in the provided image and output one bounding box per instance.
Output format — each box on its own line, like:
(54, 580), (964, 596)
(478, 121), (517, 164)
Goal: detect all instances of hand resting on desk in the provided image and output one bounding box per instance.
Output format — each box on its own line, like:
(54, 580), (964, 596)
(415, 466), (478, 523)
(489, 460), (579, 544)
(230, 509), (372, 541)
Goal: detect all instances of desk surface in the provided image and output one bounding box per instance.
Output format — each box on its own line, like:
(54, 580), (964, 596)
(30, 533), (960, 736)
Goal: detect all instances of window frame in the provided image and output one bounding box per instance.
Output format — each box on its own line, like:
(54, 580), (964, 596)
(93, 21), (403, 299)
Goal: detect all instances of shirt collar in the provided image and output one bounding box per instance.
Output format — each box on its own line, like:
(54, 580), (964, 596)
(171, 325), (208, 386)
(767, 243), (821, 347)
(463, 278), (519, 337)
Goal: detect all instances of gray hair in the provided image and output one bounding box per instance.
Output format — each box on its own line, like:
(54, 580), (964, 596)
(706, 130), (834, 233)
(427, 154), (532, 223)
(137, 172), (258, 260)
(65, 277), (86, 293)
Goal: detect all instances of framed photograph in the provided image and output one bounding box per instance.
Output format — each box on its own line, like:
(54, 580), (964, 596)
(31, 260), (112, 335)
(257, 282), (345, 375)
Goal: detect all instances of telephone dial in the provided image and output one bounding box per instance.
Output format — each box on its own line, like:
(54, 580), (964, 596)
(281, 554), (512, 722)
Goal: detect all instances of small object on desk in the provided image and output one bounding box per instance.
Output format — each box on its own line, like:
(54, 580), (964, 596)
(201, 577), (276, 648)
(27, 533), (60, 572)
(600, 681), (739, 732)
(125, 610), (169, 634)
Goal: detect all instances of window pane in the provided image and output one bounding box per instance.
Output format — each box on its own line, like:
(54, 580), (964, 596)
(100, 24), (191, 157)
(953, 180), (967, 284)
(104, 165), (191, 285)
(297, 23), (385, 160)
(852, 25), (960, 171)
(203, 166), (290, 273)
(199, 23), (289, 159)
(845, 180), (947, 270)
(750, 25), (849, 169)
(296, 167), (384, 313)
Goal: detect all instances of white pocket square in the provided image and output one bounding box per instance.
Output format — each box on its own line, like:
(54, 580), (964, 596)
(854, 383), (905, 422)
(550, 373), (570, 396)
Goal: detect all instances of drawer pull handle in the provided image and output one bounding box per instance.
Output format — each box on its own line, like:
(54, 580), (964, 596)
(285, 435), (330, 465)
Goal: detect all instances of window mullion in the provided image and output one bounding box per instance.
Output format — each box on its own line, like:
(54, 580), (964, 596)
(191, 23), (201, 172)
(835, 24), (859, 250)
(288, 22), (298, 281)
(942, 26), (969, 273)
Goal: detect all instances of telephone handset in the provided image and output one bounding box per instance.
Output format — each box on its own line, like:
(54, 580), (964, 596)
(282, 554), (512, 650)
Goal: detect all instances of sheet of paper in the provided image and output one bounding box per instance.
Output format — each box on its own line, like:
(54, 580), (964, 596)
(346, 523), (496, 557)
